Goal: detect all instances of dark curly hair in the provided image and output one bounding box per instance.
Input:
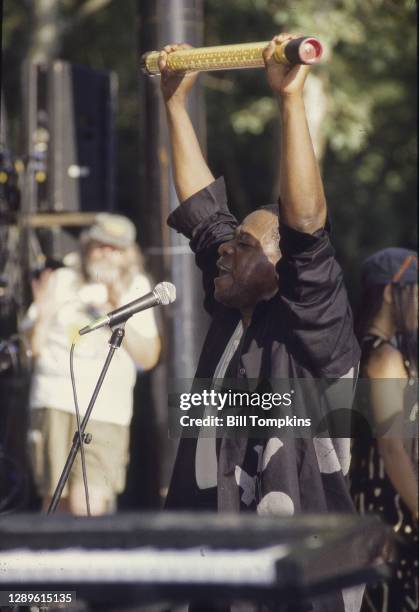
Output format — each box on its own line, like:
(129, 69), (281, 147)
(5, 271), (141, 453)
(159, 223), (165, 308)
(355, 283), (417, 377)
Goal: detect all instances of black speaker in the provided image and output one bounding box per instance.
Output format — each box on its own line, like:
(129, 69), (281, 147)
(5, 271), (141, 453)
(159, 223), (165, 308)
(25, 61), (117, 213)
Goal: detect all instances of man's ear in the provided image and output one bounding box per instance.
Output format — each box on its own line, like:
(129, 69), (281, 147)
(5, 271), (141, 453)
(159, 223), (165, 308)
(383, 283), (393, 305)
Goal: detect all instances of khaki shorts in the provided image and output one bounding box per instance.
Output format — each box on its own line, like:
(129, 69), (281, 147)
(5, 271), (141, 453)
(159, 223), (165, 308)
(29, 408), (130, 502)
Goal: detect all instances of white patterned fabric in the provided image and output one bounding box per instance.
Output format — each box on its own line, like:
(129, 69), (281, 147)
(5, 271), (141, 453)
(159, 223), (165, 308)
(195, 321), (244, 489)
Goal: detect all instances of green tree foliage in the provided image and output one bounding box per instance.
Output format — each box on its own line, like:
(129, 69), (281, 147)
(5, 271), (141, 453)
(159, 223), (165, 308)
(2, 0), (139, 220)
(2, 0), (416, 303)
(204, 0), (417, 300)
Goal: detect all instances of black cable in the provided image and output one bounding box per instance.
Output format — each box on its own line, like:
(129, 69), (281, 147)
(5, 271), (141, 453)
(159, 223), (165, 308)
(69, 342), (91, 516)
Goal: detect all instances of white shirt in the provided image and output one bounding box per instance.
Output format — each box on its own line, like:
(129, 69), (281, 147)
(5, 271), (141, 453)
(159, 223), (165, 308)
(23, 267), (159, 426)
(195, 321), (244, 489)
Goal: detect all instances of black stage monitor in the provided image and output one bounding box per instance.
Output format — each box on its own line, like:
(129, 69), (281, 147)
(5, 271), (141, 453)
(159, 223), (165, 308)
(25, 61), (117, 213)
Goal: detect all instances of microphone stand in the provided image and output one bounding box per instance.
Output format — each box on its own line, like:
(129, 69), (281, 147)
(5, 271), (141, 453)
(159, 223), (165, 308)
(47, 325), (125, 514)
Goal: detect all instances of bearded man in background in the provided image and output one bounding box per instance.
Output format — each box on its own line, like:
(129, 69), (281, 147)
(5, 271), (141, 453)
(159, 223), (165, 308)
(22, 213), (160, 515)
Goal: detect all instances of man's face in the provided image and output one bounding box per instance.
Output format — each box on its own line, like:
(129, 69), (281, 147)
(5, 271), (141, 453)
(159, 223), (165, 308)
(214, 209), (280, 310)
(85, 241), (125, 285)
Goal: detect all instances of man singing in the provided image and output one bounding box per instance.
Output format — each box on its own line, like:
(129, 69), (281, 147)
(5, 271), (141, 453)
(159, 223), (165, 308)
(160, 33), (361, 611)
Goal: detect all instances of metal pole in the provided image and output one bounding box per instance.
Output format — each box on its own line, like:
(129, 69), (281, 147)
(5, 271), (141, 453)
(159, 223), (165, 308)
(137, 0), (207, 498)
(160, 0), (207, 377)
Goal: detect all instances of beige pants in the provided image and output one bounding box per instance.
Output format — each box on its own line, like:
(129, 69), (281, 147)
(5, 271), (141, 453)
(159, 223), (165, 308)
(29, 408), (130, 513)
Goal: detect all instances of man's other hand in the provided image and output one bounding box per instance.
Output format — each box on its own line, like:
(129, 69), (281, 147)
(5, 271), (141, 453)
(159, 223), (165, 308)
(159, 43), (198, 106)
(31, 269), (57, 319)
(263, 33), (310, 98)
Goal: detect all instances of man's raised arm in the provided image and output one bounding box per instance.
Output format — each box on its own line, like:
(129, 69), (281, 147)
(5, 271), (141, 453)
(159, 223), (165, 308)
(263, 34), (327, 233)
(159, 44), (214, 202)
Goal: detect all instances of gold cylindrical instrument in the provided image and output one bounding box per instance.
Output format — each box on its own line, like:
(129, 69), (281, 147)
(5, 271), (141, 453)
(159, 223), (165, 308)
(141, 37), (323, 76)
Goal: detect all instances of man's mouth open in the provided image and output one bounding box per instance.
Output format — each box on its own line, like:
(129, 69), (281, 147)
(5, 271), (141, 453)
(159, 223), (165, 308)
(216, 262), (231, 277)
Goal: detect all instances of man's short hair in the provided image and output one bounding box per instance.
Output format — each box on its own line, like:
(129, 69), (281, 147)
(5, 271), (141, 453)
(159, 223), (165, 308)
(257, 204), (280, 253)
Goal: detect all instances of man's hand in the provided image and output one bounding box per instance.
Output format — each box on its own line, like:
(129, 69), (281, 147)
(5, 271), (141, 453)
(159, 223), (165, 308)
(271, 33), (327, 231)
(159, 42), (214, 202)
(159, 44), (198, 106)
(31, 268), (58, 321)
(107, 279), (126, 310)
(27, 268), (59, 357)
(263, 33), (310, 98)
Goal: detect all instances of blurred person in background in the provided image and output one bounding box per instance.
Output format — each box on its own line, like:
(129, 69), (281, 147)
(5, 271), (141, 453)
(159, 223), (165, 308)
(350, 248), (418, 612)
(21, 213), (161, 515)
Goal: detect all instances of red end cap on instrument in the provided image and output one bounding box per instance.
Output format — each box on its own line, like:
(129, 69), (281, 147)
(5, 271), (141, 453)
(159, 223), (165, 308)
(298, 38), (323, 64)
(284, 37), (323, 65)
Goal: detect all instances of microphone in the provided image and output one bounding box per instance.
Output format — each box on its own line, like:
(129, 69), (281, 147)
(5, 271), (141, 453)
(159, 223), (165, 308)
(78, 281), (176, 335)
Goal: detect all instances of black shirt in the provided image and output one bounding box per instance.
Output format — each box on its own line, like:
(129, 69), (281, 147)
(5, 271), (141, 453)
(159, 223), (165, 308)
(166, 177), (360, 516)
